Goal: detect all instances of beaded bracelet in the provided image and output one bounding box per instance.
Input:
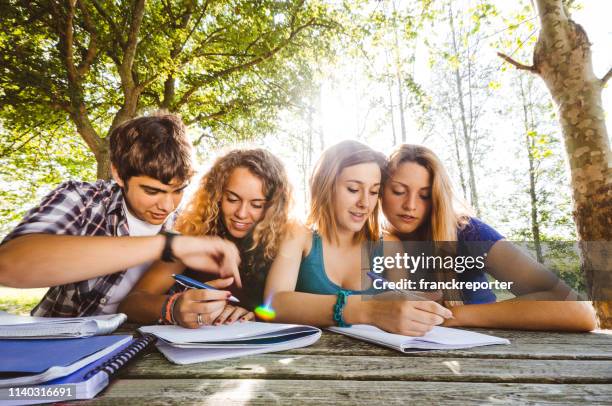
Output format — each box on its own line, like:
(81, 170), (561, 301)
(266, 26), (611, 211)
(162, 293), (182, 325)
(168, 292), (182, 325)
(332, 289), (352, 327)
(159, 295), (171, 324)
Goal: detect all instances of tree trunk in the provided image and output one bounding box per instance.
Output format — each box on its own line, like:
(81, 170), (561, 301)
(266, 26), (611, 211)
(535, 0), (611, 327)
(446, 99), (468, 199)
(448, 2), (480, 216)
(386, 58), (397, 145)
(501, 0), (612, 326)
(520, 78), (544, 263)
(95, 143), (111, 181)
(391, 0), (407, 143)
(452, 129), (468, 200)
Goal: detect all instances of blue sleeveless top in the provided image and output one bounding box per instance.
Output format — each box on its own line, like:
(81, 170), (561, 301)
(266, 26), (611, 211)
(295, 232), (374, 295)
(295, 218), (503, 304)
(455, 217), (503, 304)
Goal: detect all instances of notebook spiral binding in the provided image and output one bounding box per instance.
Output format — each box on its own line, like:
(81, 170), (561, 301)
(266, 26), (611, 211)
(83, 334), (156, 379)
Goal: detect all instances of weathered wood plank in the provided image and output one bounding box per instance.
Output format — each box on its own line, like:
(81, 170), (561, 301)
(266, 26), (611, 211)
(119, 352), (612, 384)
(472, 329), (612, 345)
(282, 333), (612, 360)
(117, 324), (612, 346)
(118, 327), (612, 360)
(76, 379), (612, 405)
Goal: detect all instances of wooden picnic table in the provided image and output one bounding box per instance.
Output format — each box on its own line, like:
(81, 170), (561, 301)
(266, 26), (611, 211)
(80, 325), (612, 405)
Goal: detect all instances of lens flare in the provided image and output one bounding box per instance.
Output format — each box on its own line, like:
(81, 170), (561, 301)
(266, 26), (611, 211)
(254, 305), (276, 321)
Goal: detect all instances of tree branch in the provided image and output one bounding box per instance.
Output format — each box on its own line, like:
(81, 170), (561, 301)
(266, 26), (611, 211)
(186, 26), (229, 60)
(497, 52), (537, 72)
(76, 0), (99, 76)
(0, 117), (66, 158)
(63, 0), (79, 82)
(172, 0), (208, 58)
(120, 0), (145, 89)
(90, 0), (123, 44)
(175, 18), (317, 108)
(186, 98), (249, 124)
(602, 67), (612, 86)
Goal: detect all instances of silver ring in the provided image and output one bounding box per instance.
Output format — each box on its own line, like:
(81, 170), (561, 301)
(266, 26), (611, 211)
(197, 313), (203, 325)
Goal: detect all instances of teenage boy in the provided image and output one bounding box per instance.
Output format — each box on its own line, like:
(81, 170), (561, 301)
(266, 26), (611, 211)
(0, 114), (241, 316)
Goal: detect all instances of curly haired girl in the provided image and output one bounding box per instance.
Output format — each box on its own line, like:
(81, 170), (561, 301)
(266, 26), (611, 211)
(119, 149), (292, 328)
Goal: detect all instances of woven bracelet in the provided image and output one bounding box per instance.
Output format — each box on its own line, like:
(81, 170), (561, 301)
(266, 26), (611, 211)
(332, 289), (352, 327)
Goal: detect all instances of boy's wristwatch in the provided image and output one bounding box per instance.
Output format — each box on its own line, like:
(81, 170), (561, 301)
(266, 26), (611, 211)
(160, 231), (179, 262)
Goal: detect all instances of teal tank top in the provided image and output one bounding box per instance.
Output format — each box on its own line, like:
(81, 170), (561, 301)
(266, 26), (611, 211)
(295, 232), (375, 295)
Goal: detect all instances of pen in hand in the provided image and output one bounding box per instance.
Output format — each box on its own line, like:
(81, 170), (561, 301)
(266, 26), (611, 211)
(173, 274), (240, 303)
(366, 271), (453, 319)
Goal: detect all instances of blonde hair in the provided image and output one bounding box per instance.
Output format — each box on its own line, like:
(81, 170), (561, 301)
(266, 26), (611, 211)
(175, 149), (292, 271)
(308, 140), (387, 244)
(386, 144), (471, 241)
(385, 144), (473, 304)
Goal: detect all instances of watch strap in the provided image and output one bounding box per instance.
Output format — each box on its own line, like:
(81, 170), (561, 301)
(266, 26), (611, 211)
(160, 231), (178, 262)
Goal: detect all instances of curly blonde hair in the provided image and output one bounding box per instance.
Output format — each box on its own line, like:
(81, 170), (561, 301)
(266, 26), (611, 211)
(175, 149), (292, 271)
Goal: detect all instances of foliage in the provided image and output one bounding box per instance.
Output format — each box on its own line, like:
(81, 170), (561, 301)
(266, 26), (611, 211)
(0, 0), (587, 248)
(0, 0), (338, 161)
(0, 0), (338, 232)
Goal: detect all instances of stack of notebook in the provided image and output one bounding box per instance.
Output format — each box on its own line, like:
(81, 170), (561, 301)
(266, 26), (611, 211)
(0, 312), (154, 405)
(139, 321), (322, 364)
(0, 311), (127, 338)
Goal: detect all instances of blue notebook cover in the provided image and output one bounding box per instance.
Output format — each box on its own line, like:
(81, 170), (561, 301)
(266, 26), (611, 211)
(46, 333), (155, 384)
(45, 340), (134, 385)
(0, 335), (131, 374)
(1, 335), (156, 405)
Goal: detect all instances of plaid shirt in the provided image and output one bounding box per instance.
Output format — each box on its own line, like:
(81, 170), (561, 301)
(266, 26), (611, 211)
(1, 180), (173, 317)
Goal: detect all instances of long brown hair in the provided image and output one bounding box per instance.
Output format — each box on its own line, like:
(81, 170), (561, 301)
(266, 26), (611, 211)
(385, 144), (473, 304)
(175, 148), (292, 271)
(308, 140), (387, 244)
(386, 144), (471, 240)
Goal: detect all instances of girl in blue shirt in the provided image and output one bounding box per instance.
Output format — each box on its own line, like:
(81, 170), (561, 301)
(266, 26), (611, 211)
(381, 144), (596, 331)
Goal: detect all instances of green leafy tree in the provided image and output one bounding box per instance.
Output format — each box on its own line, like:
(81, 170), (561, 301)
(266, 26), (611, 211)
(0, 0), (337, 179)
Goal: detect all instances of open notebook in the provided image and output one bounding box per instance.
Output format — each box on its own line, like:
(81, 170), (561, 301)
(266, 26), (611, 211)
(328, 324), (509, 352)
(139, 322), (321, 364)
(0, 311), (127, 338)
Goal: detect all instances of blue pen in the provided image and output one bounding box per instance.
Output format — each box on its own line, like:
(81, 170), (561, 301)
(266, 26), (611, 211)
(172, 274), (240, 303)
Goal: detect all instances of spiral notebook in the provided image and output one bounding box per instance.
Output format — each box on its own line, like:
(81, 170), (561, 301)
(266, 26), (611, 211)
(1, 334), (156, 405)
(0, 335), (132, 387)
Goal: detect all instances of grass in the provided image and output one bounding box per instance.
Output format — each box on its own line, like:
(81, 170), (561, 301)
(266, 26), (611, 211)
(0, 287), (47, 315)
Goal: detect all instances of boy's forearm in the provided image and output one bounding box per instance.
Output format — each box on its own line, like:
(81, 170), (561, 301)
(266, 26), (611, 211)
(0, 234), (165, 288)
